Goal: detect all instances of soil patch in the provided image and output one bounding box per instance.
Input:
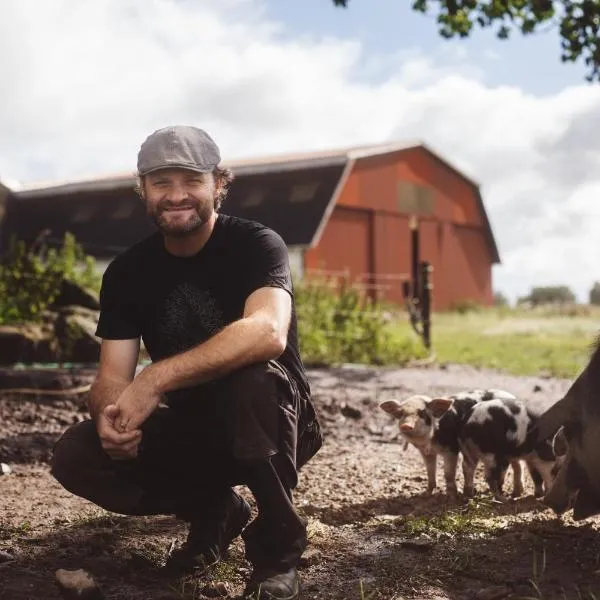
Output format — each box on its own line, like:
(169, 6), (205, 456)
(1, 364), (598, 600)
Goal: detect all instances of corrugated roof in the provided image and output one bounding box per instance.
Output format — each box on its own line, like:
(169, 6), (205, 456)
(4, 139), (498, 262)
(11, 139), (481, 196)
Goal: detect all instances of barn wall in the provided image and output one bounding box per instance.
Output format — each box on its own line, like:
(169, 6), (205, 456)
(305, 147), (495, 310)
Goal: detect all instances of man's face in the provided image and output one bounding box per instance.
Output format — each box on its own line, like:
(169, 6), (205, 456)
(142, 168), (216, 237)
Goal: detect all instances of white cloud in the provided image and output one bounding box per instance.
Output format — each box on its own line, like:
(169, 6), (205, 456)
(1, 0), (599, 303)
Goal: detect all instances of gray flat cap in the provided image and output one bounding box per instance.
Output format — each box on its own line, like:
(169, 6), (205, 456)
(137, 125), (221, 176)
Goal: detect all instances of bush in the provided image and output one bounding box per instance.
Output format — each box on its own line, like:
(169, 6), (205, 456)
(0, 233), (101, 325)
(448, 299), (483, 314)
(294, 275), (425, 366)
(519, 285), (576, 306)
(493, 291), (509, 307)
(590, 282), (600, 306)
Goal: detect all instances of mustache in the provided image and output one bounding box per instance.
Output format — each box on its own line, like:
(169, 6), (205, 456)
(156, 200), (199, 211)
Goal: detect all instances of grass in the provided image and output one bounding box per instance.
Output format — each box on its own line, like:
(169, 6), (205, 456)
(388, 305), (600, 378)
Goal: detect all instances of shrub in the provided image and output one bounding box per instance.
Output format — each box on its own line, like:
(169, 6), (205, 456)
(590, 282), (600, 306)
(493, 291), (509, 307)
(294, 275), (425, 366)
(0, 233), (101, 325)
(520, 285), (576, 306)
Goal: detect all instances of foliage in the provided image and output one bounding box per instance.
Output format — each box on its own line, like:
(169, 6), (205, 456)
(590, 281), (600, 305)
(294, 275), (426, 366)
(518, 285), (576, 306)
(448, 298), (483, 314)
(493, 290), (509, 307)
(332, 0), (600, 82)
(0, 233), (101, 325)
(389, 304), (599, 378)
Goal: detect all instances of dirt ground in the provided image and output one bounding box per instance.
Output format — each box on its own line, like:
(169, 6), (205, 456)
(1, 363), (600, 600)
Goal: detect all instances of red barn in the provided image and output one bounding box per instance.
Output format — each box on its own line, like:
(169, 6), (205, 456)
(1, 141), (499, 310)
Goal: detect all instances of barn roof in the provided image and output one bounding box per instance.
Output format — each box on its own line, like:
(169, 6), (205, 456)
(4, 140), (500, 262)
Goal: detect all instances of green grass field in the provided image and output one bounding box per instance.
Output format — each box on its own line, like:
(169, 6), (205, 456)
(389, 305), (600, 379)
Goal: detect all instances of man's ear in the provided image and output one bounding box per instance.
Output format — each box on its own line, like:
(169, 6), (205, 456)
(135, 177), (146, 201)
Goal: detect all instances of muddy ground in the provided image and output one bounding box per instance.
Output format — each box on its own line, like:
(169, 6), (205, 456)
(1, 363), (599, 600)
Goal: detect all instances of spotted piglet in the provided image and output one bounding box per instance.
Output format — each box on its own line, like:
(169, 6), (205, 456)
(379, 389), (502, 498)
(458, 396), (565, 501)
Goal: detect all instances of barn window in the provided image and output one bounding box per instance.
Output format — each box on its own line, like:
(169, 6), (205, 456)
(241, 189), (265, 207)
(110, 201), (136, 220)
(290, 181), (320, 203)
(397, 182), (435, 215)
(70, 202), (100, 223)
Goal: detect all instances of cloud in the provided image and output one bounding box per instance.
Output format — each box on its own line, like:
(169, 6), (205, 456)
(1, 0), (599, 303)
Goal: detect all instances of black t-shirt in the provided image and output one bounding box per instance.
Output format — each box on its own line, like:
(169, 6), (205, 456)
(95, 213), (311, 402)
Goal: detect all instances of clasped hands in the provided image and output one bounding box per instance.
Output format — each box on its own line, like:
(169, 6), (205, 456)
(97, 372), (163, 460)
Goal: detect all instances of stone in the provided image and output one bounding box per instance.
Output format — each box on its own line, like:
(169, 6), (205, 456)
(55, 568), (105, 600)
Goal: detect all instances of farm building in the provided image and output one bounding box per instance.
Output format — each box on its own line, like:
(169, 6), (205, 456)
(0, 141), (500, 310)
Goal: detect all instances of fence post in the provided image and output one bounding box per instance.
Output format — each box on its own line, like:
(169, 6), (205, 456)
(420, 260), (433, 350)
(409, 215), (419, 299)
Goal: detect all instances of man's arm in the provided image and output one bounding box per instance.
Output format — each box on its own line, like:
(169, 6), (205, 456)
(138, 285), (291, 395)
(88, 338), (141, 421)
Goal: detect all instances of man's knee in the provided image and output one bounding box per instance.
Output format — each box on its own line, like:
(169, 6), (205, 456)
(218, 362), (294, 461)
(51, 420), (101, 492)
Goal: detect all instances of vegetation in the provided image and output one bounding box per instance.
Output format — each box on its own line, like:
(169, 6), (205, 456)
(0, 233), (101, 325)
(389, 303), (598, 378)
(518, 285), (577, 306)
(0, 233), (596, 379)
(590, 281), (600, 305)
(332, 0), (600, 82)
(294, 276), (426, 366)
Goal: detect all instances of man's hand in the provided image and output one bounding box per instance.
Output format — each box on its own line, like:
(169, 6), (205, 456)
(98, 404), (142, 460)
(114, 375), (163, 433)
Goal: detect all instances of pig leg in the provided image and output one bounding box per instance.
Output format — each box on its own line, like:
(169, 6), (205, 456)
(461, 454), (477, 497)
(441, 451), (459, 499)
(420, 450), (437, 495)
(459, 438), (479, 497)
(482, 454), (510, 502)
(510, 459), (524, 498)
(525, 457), (550, 497)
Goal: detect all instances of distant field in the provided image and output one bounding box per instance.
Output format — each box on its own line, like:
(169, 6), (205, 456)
(389, 305), (600, 379)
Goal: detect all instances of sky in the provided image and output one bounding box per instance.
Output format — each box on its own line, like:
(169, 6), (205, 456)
(1, 0), (599, 303)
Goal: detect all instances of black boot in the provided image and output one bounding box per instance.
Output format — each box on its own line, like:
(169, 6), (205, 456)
(243, 567), (300, 599)
(164, 489), (251, 574)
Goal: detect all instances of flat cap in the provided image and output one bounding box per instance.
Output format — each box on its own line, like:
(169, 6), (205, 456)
(137, 125), (221, 176)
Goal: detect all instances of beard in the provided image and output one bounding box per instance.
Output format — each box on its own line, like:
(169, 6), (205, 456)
(149, 199), (213, 238)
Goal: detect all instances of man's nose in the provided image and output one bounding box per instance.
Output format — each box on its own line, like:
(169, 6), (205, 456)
(165, 183), (189, 203)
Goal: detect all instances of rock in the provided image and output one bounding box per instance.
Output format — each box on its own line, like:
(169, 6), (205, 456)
(0, 323), (57, 365)
(0, 463), (11, 475)
(54, 306), (100, 363)
(340, 403), (362, 419)
(52, 279), (100, 311)
(299, 547), (322, 568)
(55, 568), (105, 600)
(474, 585), (511, 600)
(0, 549), (16, 563)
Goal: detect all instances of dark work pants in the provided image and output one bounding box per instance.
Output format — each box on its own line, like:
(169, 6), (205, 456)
(50, 361), (322, 571)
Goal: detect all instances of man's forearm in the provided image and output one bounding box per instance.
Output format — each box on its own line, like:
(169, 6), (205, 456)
(87, 376), (131, 421)
(139, 314), (284, 395)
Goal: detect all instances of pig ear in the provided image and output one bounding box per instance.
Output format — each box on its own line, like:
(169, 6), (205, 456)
(379, 400), (404, 418)
(552, 426), (569, 457)
(427, 397), (453, 418)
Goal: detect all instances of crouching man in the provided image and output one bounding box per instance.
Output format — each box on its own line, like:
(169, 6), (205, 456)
(50, 125), (322, 600)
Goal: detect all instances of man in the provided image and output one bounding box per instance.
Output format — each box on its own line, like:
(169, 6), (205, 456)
(51, 125), (323, 600)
